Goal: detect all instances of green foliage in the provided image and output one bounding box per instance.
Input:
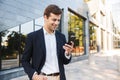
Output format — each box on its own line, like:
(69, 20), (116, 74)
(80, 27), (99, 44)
(68, 13), (84, 47)
(1, 31), (26, 59)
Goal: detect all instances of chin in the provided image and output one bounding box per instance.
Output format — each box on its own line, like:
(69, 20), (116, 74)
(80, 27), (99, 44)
(52, 28), (56, 30)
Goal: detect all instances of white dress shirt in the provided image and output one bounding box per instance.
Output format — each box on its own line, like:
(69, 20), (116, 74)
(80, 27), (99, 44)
(41, 28), (59, 74)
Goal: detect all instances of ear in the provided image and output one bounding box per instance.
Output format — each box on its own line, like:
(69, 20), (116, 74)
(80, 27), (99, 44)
(44, 15), (48, 19)
(44, 15), (47, 22)
(44, 15), (46, 18)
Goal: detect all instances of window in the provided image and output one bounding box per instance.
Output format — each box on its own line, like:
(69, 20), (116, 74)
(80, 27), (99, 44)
(89, 23), (97, 53)
(0, 20), (34, 70)
(68, 11), (85, 56)
(1, 26), (20, 70)
(35, 17), (44, 31)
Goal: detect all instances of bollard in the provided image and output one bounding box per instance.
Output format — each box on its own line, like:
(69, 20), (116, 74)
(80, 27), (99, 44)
(88, 53), (95, 65)
(117, 55), (120, 72)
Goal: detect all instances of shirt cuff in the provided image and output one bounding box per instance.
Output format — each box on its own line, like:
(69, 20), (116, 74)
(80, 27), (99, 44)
(32, 71), (38, 79)
(65, 53), (71, 59)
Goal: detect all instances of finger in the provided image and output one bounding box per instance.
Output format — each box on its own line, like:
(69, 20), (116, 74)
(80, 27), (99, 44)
(38, 75), (45, 80)
(70, 41), (74, 46)
(65, 44), (74, 52)
(33, 74), (39, 80)
(65, 44), (72, 48)
(63, 45), (71, 51)
(43, 76), (48, 80)
(63, 45), (66, 50)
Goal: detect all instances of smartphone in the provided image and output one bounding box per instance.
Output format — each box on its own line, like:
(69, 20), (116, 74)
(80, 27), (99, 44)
(67, 40), (72, 45)
(67, 41), (72, 45)
(68, 35), (75, 45)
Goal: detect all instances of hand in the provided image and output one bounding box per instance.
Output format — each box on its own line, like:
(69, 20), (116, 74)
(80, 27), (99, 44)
(63, 41), (74, 56)
(32, 73), (47, 80)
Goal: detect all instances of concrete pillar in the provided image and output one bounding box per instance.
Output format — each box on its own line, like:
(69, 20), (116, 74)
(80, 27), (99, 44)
(62, 7), (68, 41)
(103, 31), (107, 52)
(84, 12), (89, 56)
(88, 53), (95, 65)
(84, 27), (89, 55)
(96, 11), (101, 53)
(96, 27), (101, 53)
(85, 12), (95, 65)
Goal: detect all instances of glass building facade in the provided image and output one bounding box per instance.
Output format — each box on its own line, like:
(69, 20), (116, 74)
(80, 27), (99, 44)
(1, 18), (38, 70)
(0, 15), (62, 70)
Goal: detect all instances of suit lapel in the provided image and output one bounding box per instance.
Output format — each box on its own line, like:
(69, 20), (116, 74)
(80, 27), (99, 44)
(55, 31), (60, 55)
(39, 28), (46, 55)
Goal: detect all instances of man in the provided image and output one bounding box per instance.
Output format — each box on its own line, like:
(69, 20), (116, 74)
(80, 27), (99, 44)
(22, 4), (74, 80)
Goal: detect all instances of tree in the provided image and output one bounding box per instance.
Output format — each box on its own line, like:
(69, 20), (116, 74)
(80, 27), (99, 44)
(0, 30), (9, 57)
(7, 31), (26, 56)
(1, 31), (26, 59)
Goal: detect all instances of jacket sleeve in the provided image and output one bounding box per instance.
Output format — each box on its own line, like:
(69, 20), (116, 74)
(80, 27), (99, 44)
(21, 33), (35, 79)
(61, 34), (72, 64)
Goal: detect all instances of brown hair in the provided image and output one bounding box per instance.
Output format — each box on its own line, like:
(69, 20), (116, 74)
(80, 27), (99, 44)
(44, 4), (62, 17)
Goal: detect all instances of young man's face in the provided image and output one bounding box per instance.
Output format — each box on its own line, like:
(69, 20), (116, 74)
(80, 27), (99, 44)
(44, 13), (61, 33)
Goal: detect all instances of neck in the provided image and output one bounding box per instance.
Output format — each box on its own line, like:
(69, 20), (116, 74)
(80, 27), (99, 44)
(44, 26), (54, 34)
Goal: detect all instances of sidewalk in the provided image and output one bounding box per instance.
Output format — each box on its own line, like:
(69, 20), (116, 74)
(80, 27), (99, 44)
(11, 50), (120, 80)
(65, 53), (120, 80)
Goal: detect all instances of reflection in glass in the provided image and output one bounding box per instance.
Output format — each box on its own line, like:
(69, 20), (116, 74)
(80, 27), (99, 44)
(89, 23), (97, 53)
(1, 27), (20, 69)
(0, 20), (34, 70)
(0, 18), (44, 70)
(68, 11), (85, 56)
(21, 21), (34, 34)
(35, 17), (44, 31)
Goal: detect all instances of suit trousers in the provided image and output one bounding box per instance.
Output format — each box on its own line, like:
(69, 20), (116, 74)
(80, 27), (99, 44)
(46, 75), (60, 80)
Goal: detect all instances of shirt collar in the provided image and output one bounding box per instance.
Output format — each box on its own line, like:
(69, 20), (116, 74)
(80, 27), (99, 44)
(43, 27), (55, 35)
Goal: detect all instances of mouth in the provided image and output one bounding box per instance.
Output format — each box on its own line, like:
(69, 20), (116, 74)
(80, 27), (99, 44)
(52, 25), (57, 28)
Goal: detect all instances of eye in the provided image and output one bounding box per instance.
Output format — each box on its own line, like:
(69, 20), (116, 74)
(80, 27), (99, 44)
(58, 19), (60, 22)
(53, 19), (57, 21)
(52, 19), (60, 22)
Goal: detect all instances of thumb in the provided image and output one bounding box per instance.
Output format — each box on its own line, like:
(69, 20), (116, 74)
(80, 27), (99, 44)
(43, 76), (48, 80)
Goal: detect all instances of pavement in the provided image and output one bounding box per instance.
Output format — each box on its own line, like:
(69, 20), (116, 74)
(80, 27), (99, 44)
(11, 50), (120, 80)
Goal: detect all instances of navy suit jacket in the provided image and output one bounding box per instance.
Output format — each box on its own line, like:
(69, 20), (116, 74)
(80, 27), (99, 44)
(22, 28), (71, 80)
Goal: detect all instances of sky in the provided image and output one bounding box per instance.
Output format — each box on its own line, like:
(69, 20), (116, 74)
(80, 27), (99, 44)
(106, 0), (120, 28)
